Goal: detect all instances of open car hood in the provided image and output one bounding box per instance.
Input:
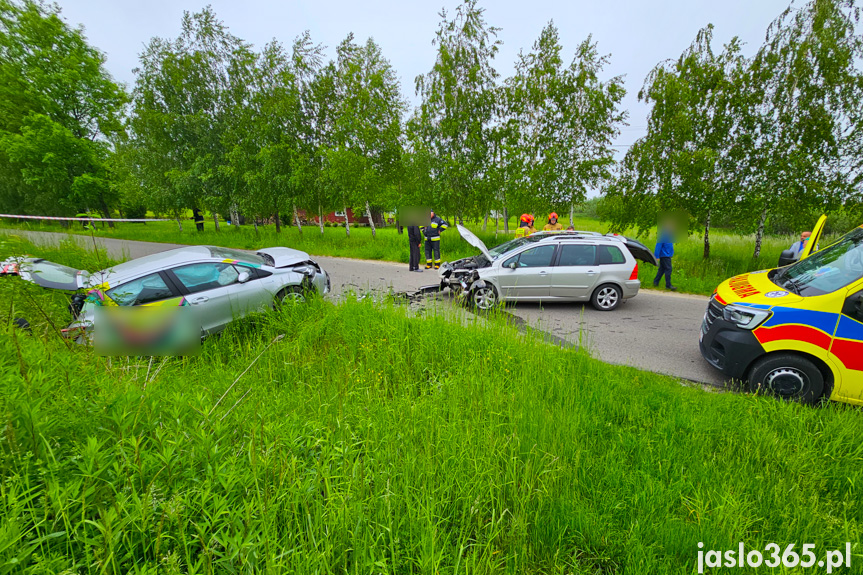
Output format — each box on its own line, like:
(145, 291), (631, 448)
(607, 235), (658, 266)
(256, 247), (312, 268)
(2, 257), (90, 290)
(457, 224), (492, 261)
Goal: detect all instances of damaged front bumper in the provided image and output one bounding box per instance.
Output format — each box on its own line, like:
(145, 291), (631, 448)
(437, 263), (485, 295)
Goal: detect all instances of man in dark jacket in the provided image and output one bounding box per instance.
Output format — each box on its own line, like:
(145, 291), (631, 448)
(407, 224), (423, 272)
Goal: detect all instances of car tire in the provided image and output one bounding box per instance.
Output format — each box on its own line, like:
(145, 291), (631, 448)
(471, 284), (498, 311)
(748, 353), (825, 404)
(276, 285), (306, 306)
(591, 284), (622, 311)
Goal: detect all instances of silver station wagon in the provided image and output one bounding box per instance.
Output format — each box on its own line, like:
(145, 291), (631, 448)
(439, 226), (657, 311)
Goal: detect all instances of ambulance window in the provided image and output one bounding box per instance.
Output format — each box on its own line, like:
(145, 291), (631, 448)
(776, 228), (863, 296)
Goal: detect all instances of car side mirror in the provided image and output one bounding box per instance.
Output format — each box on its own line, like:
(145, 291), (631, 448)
(778, 249), (797, 268)
(237, 270), (252, 283)
(506, 262), (516, 270)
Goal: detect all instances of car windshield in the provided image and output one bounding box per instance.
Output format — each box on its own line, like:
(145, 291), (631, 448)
(777, 227), (863, 296)
(487, 236), (540, 259)
(207, 247), (266, 266)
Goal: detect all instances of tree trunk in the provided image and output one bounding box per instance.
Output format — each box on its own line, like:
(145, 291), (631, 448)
(483, 214), (488, 232)
(319, 203), (324, 235)
(98, 197), (114, 228)
(503, 207), (509, 234)
(213, 212), (220, 232)
(293, 204), (303, 235)
(753, 204), (768, 259)
(230, 205), (239, 227)
(495, 211), (499, 236)
(703, 210), (711, 259)
(366, 201), (376, 239)
(344, 202), (351, 237)
(274, 200), (281, 233)
(253, 218), (258, 234)
(397, 219), (403, 234)
(176, 215), (183, 232)
(570, 200), (575, 227)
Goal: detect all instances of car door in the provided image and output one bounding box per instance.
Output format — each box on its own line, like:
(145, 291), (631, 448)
(550, 244), (599, 299)
(497, 244), (557, 299)
(228, 265), (276, 315)
(105, 272), (179, 307)
(828, 280), (863, 403)
(168, 262), (242, 333)
(800, 214), (827, 260)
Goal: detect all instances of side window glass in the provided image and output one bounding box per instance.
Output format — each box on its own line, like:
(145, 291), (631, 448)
(598, 245), (625, 265)
(173, 263), (240, 294)
(107, 273), (174, 306)
(842, 288), (863, 322)
(517, 245), (556, 268)
(557, 245), (596, 266)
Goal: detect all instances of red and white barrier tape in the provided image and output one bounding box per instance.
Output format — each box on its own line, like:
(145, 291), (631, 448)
(0, 214), (172, 222)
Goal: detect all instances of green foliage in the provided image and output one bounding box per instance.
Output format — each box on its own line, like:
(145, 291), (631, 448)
(506, 24), (626, 219)
(0, 0), (127, 217)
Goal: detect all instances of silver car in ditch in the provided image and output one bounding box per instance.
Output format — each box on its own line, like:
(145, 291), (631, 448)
(4, 245), (330, 336)
(439, 226), (657, 311)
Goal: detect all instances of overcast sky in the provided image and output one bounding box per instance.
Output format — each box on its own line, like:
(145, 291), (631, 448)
(55, 0), (792, 151)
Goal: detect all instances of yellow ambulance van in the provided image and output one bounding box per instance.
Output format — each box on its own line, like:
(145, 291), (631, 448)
(700, 215), (863, 405)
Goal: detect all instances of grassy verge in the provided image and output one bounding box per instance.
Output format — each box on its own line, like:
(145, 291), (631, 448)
(0, 238), (861, 573)
(3, 216), (807, 297)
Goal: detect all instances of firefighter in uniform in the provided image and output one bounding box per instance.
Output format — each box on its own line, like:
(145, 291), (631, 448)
(422, 211), (450, 269)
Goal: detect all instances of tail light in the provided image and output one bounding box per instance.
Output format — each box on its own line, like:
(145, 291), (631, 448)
(629, 262), (639, 280)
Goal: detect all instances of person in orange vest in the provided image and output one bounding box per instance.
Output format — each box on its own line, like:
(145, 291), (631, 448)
(543, 212), (562, 231)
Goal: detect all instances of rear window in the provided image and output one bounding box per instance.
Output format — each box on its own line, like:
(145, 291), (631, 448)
(598, 245), (625, 265)
(207, 247), (265, 266)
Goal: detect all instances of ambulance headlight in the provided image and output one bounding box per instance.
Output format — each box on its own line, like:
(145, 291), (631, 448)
(723, 305), (771, 329)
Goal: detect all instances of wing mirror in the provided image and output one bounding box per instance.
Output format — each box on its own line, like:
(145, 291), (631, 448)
(237, 270), (252, 283)
(778, 249), (797, 268)
(506, 261), (517, 270)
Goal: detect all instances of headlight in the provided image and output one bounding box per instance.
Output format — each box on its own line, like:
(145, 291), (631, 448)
(291, 264), (316, 277)
(722, 304), (771, 329)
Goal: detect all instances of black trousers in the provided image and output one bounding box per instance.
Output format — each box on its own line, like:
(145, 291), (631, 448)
(654, 256), (673, 287)
(425, 240), (440, 266)
(409, 242), (420, 270)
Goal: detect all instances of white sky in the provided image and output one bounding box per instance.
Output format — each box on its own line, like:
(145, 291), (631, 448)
(55, 0), (792, 153)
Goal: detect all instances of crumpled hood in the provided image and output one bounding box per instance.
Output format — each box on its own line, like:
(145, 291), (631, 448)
(456, 224), (491, 260)
(715, 271), (804, 307)
(256, 247), (312, 268)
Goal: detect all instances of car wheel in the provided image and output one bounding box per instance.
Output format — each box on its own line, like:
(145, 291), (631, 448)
(472, 284), (498, 310)
(276, 285), (306, 306)
(591, 284), (622, 311)
(748, 353), (825, 404)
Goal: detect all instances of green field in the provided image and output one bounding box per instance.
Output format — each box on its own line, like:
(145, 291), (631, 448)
(1, 236), (861, 574)
(1, 215), (809, 296)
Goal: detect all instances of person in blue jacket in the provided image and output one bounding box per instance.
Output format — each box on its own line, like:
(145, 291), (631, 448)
(653, 223), (677, 291)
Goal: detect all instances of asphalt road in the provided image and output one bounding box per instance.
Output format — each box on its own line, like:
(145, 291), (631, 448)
(1, 228), (723, 385)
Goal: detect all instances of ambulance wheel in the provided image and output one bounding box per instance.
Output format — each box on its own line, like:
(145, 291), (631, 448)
(591, 284), (622, 311)
(748, 354), (825, 404)
(472, 284), (498, 311)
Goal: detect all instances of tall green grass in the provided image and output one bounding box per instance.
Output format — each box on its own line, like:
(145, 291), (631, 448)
(0, 238), (861, 573)
(1, 216), (810, 296)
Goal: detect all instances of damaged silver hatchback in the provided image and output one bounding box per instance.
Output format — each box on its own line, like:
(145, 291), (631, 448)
(439, 226), (657, 311)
